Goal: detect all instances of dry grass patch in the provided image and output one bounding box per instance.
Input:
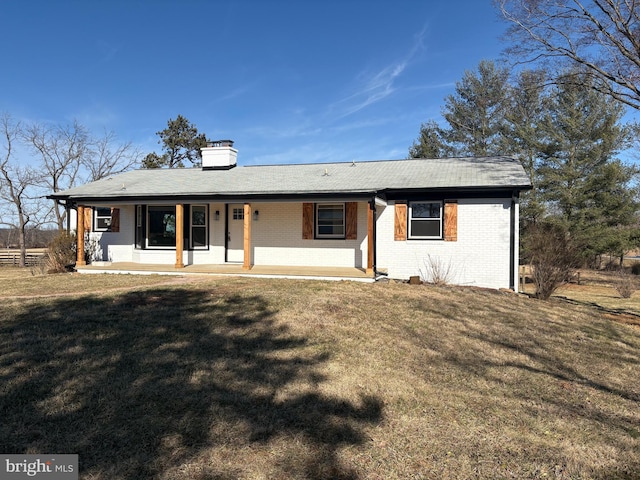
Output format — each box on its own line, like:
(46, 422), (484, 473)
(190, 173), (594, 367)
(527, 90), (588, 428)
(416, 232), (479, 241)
(546, 269), (640, 320)
(0, 268), (186, 297)
(0, 273), (638, 479)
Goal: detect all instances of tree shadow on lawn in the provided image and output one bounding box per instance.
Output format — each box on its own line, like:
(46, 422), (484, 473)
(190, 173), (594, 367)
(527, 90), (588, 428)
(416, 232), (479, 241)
(0, 288), (382, 479)
(421, 302), (639, 475)
(405, 294), (640, 476)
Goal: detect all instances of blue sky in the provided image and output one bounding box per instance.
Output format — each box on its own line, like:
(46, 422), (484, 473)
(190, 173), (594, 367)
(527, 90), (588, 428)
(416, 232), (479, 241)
(2, 1), (507, 167)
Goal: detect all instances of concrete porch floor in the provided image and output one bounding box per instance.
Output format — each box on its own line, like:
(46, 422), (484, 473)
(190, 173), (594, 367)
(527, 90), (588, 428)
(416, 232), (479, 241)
(76, 262), (375, 282)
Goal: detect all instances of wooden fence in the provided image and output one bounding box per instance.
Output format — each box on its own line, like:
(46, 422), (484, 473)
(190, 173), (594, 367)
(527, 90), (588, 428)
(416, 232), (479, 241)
(0, 250), (47, 267)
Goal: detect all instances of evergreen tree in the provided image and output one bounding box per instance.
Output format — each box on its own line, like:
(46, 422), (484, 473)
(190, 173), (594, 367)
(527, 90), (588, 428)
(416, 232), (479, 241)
(440, 60), (511, 156)
(408, 121), (449, 158)
(408, 63), (640, 264)
(501, 69), (549, 223)
(537, 75), (639, 262)
(408, 60), (511, 159)
(143, 115), (210, 168)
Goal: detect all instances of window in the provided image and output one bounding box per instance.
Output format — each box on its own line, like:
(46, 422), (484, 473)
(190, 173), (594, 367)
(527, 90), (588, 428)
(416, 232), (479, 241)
(316, 203), (345, 238)
(147, 206), (176, 247)
(190, 205), (208, 249)
(136, 204), (209, 250)
(94, 207), (112, 231)
(232, 207), (244, 220)
(409, 201), (442, 239)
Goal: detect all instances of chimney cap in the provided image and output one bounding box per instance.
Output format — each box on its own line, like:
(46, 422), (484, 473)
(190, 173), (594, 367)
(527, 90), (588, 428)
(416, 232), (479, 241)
(207, 139), (234, 148)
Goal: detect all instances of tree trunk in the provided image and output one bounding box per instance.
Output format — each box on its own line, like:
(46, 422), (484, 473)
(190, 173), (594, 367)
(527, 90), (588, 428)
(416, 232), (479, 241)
(18, 213), (27, 268)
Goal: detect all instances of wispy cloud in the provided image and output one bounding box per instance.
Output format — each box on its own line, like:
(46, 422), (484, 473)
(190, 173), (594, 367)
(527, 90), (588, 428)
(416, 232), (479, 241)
(243, 122), (323, 140)
(332, 62), (408, 118)
(212, 81), (261, 104)
(329, 23), (430, 119)
(238, 24), (434, 157)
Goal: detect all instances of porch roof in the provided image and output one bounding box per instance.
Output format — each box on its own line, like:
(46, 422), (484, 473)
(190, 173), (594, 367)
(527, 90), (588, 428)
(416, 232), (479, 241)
(50, 156), (531, 202)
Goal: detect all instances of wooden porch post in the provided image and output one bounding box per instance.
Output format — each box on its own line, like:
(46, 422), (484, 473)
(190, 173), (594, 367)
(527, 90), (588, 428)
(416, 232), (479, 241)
(367, 201), (374, 275)
(175, 203), (184, 268)
(243, 203), (252, 270)
(76, 205), (86, 266)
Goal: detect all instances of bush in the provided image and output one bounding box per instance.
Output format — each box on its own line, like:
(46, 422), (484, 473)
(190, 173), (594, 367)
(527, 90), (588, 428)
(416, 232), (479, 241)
(615, 269), (637, 298)
(419, 254), (455, 286)
(631, 262), (640, 276)
(46, 231), (76, 273)
(522, 222), (580, 300)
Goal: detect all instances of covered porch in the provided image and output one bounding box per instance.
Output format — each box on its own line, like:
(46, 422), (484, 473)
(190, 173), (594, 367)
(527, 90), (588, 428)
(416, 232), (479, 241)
(74, 200), (378, 276)
(76, 262), (376, 282)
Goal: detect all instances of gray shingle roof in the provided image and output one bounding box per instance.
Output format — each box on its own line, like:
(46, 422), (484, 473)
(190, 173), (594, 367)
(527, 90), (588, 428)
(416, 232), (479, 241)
(50, 156), (531, 201)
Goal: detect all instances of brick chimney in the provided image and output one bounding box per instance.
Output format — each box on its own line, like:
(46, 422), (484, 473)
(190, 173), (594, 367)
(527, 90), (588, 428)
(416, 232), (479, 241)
(201, 140), (237, 170)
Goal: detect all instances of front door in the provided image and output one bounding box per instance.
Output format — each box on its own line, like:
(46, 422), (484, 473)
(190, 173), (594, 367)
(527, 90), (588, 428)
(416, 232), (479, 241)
(227, 204), (244, 262)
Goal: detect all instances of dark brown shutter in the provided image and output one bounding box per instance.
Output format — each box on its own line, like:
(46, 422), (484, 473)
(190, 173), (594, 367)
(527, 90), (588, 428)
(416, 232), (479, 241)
(345, 202), (357, 240)
(444, 200), (457, 241)
(394, 202), (407, 241)
(84, 207), (92, 233)
(302, 203), (314, 239)
(110, 208), (120, 233)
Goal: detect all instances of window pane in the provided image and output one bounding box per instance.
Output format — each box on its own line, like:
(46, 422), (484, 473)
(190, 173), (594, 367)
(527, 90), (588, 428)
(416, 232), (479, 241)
(317, 204), (345, 237)
(233, 208), (244, 220)
(192, 227), (206, 247)
(411, 219), (441, 237)
(412, 202), (440, 219)
(148, 206), (176, 247)
(96, 217), (112, 230)
(192, 206), (206, 226)
(318, 224), (345, 235)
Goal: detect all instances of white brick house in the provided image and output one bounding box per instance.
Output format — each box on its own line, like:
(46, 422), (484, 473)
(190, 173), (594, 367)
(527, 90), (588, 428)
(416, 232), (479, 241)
(49, 141), (531, 289)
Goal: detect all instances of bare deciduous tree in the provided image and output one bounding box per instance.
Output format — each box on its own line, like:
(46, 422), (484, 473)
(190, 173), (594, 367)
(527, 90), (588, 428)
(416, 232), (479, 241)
(24, 120), (89, 230)
(24, 121), (141, 230)
(497, 0), (640, 110)
(0, 114), (43, 266)
(85, 129), (142, 182)
(0, 114), (141, 259)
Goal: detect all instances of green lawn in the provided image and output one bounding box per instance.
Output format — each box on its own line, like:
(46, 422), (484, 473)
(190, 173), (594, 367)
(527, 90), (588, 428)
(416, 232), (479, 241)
(1, 273), (638, 479)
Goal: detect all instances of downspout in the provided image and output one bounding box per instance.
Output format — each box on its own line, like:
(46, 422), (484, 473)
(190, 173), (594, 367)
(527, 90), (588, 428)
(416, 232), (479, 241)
(510, 191), (517, 291)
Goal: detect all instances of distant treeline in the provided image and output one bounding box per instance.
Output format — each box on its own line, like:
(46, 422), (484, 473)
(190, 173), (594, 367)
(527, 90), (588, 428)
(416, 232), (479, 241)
(0, 228), (60, 249)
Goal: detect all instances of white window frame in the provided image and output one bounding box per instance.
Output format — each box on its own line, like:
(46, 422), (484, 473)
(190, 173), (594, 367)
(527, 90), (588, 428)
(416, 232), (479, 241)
(409, 201), (443, 239)
(315, 203), (345, 239)
(94, 207), (112, 232)
(190, 204), (208, 249)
